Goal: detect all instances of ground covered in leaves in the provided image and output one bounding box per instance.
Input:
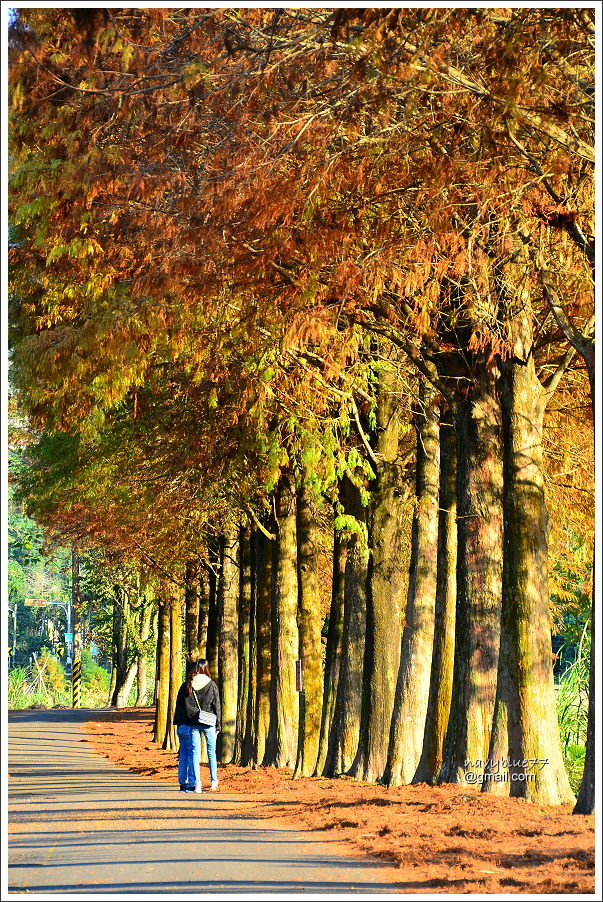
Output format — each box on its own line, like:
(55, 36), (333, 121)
(84, 707), (594, 895)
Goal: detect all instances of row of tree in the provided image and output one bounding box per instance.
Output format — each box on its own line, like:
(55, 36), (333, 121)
(8, 8), (594, 812)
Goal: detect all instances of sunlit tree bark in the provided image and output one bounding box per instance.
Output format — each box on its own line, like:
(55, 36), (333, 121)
(315, 523), (347, 776)
(351, 366), (409, 782)
(414, 413), (457, 783)
(294, 479), (323, 777)
(440, 368), (503, 786)
(263, 478), (299, 768)
(254, 529), (273, 765)
(219, 525), (239, 762)
(324, 476), (367, 776)
(385, 381), (439, 785)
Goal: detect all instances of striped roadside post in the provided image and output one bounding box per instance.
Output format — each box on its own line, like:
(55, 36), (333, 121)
(72, 659), (82, 708)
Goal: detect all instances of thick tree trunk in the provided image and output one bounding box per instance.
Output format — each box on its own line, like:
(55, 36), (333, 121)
(384, 382), (440, 785)
(294, 480), (323, 778)
(483, 341), (574, 804)
(241, 529), (259, 766)
(414, 413), (457, 783)
(323, 476), (367, 776)
(206, 538), (220, 679)
(234, 526), (252, 763)
(351, 368), (408, 782)
(254, 530), (273, 765)
(219, 526), (239, 763)
(263, 479), (299, 768)
(185, 560), (202, 663)
(439, 371), (503, 786)
(153, 595), (171, 745)
(314, 524), (347, 776)
(163, 588), (182, 752)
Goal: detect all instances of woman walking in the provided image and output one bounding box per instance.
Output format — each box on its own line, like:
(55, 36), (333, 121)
(174, 659), (221, 793)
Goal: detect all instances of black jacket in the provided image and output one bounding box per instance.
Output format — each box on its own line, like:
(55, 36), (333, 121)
(173, 680), (221, 731)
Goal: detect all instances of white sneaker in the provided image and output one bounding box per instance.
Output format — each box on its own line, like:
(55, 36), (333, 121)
(194, 781), (203, 793)
(210, 781), (219, 791)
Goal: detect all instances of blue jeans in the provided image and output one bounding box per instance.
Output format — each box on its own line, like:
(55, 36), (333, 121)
(177, 724), (218, 787)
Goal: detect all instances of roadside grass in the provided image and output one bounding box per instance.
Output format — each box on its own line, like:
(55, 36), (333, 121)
(556, 633), (589, 794)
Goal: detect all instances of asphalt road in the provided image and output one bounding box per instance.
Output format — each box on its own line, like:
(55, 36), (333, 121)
(7, 709), (400, 896)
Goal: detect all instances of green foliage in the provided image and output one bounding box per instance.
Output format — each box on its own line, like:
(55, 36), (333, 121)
(556, 624), (590, 794)
(37, 648), (67, 694)
(7, 656), (70, 709)
(7, 668), (28, 709)
(81, 648), (111, 707)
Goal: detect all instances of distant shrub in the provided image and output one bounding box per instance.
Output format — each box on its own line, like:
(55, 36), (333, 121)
(81, 648), (111, 707)
(37, 649), (67, 694)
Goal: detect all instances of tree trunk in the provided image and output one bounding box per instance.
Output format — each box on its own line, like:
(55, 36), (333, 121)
(351, 368), (408, 782)
(219, 525), (239, 763)
(163, 587), (182, 752)
(254, 530), (273, 765)
(153, 595), (171, 745)
(136, 655), (148, 707)
(234, 526), (252, 763)
(484, 334), (574, 805)
(439, 370), (503, 786)
(206, 538), (220, 679)
(111, 586), (130, 707)
(384, 381), (440, 785)
(185, 560), (202, 663)
(241, 529), (259, 766)
(198, 568), (210, 659)
(107, 660), (117, 707)
(115, 659), (137, 707)
(323, 476), (367, 776)
(135, 603), (154, 707)
(414, 412), (457, 783)
(294, 480), (323, 778)
(263, 479), (299, 768)
(314, 523), (347, 776)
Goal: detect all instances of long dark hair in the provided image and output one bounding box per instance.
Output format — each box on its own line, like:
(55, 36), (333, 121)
(186, 658), (211, 695)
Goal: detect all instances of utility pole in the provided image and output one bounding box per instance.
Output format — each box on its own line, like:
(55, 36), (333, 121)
(72, 548), (82, 708)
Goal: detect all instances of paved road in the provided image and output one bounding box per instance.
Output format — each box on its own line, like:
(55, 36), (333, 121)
(8, 710), (400, 895)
